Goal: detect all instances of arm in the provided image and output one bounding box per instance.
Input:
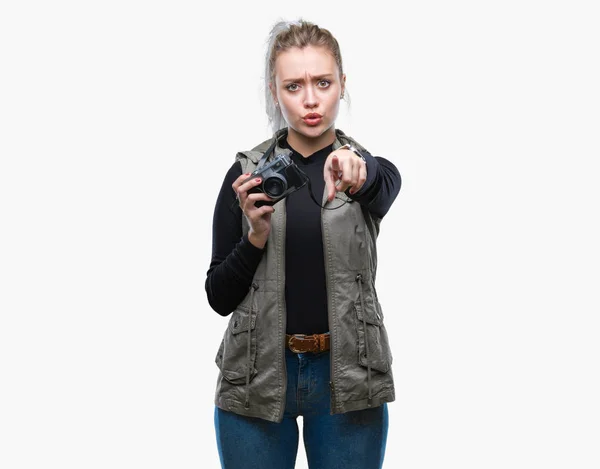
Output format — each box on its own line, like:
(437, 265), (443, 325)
(205, 162), (266, 316)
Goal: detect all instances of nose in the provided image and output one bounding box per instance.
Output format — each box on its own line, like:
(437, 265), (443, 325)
(303, 85), (318, 108)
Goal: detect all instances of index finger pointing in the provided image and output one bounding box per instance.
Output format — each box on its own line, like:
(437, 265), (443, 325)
(331, 155), (340, 172)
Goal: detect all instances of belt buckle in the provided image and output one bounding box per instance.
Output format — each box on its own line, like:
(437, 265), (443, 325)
(288, 335), (304, 353)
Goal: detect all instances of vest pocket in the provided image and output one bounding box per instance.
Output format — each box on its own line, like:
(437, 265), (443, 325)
(354, 300), (392, 373)
(215, 307), (258, 385)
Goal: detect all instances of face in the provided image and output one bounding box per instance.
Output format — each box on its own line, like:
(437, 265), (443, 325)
(271, 45), (345, 150)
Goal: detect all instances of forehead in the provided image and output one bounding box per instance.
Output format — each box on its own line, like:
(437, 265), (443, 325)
(274, 45), (338, 80)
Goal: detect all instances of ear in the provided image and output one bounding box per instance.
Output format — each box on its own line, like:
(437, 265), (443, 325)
(268, 82), (277, 102)
(341, 73), (346, 96)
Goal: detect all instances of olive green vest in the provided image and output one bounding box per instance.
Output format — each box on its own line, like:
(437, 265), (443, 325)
(214, 128), (395, 423)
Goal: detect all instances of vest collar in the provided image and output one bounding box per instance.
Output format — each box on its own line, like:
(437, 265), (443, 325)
(271, 127), (364, 156)
(245, 128), (368, 165)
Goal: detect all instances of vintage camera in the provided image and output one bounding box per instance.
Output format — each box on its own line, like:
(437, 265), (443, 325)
(245, 150), (306, 207)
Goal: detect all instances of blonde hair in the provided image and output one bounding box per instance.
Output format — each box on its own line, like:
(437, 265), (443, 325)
(264, 19), (347, 134)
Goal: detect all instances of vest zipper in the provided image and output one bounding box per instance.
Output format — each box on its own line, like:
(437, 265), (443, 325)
(321, 183), (335, 415)
(277, 194), (287, 424)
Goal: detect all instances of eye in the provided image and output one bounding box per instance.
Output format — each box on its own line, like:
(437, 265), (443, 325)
(318, 79), (331, 88)
(286, 83), (299, 92)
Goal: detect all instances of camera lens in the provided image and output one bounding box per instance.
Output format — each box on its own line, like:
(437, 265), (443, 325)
(263, 176), (286, 197)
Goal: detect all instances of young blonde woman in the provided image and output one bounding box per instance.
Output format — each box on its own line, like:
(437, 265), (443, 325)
(206, 19), (402, 469)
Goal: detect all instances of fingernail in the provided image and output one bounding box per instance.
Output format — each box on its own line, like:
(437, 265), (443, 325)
(255, 178), (261, 182)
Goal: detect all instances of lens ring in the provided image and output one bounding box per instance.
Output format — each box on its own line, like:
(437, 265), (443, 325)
(263, 175), (286, 198)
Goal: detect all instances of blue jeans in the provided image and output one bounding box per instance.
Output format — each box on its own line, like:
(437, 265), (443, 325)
(214, 345), (389, 469)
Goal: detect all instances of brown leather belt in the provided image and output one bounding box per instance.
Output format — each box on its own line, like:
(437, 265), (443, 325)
(286, 332), (330, 353)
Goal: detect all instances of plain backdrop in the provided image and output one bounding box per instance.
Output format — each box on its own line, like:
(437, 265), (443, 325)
(1, 1), (599, 468)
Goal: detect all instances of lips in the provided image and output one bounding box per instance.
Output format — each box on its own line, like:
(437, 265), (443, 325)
(303, 113), (323, 126)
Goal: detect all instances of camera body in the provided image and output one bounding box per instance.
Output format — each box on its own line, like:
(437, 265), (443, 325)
(245, 151), (306, 207)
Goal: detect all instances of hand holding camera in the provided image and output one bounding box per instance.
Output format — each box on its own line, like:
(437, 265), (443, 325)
(233, 151), (306, 249)
(232, 174), (276, 250)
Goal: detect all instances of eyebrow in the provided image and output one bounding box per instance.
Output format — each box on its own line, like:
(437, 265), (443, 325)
(282, 74), (335, 84)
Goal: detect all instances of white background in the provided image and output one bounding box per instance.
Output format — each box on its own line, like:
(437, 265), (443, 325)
(1, 1), (599, 468)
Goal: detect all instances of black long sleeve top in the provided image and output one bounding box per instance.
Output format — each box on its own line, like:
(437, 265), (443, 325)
(205, 137), (401, 334)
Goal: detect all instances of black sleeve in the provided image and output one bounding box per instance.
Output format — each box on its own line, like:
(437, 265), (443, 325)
(205, 161), (266, 316)
(346, 150), (402, 219)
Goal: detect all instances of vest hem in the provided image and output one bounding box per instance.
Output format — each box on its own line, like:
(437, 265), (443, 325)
(214, 396), (283, 423)
(331, 389), (395, 415)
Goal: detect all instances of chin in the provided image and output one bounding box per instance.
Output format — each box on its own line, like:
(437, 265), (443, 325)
(295, 122), (331, 139)
(302, 128), (324, 139)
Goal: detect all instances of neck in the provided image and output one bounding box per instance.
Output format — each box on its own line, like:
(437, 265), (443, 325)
(286, 126), (336, 158)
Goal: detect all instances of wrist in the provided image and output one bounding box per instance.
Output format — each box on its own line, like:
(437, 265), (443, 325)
(338, 143), (366, 163)
(248, 230), (267, 249)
